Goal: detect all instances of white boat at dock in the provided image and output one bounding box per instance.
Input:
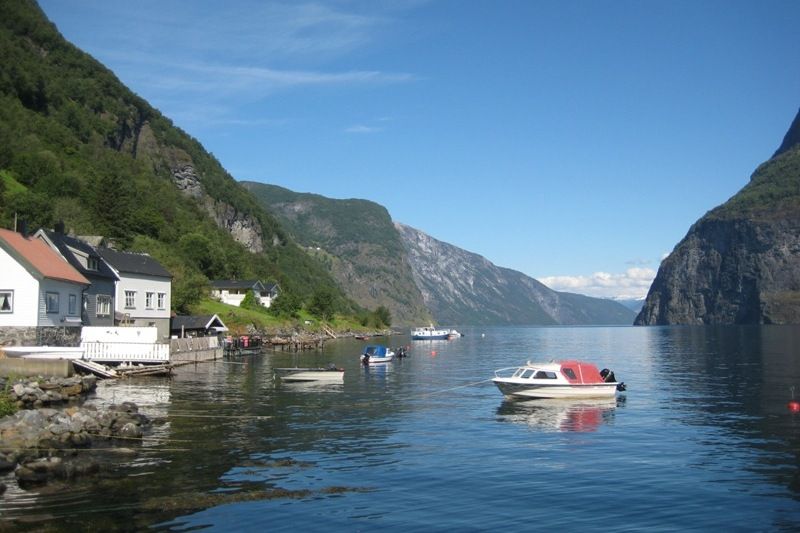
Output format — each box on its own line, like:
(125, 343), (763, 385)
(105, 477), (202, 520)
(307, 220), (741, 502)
(1, 346), (85, 359)
(493, 360), (625, 400)
(274, 366), (344, 383)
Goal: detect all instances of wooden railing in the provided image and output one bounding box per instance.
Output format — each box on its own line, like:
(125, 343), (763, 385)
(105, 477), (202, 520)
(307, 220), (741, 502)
(80, 341), (170, 363)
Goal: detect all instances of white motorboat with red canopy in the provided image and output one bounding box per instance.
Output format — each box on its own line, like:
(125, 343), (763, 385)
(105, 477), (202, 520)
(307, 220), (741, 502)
(492, 360), (625, 400)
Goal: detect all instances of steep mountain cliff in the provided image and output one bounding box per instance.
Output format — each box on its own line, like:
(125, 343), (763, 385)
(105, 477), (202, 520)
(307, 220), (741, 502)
(636, 107), (800, 325)
(242, 182), (432, 325)
(395, 223), (636, 325)
(0, 0), (348, 309)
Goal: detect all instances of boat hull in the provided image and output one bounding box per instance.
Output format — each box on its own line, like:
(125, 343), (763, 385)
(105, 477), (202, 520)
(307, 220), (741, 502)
(411, 334), (449, 340)
(492, 379), (618, 400)
(275, 368), (344, 382)
(1, 346), (85, 360)
(360, 355), (394, 364)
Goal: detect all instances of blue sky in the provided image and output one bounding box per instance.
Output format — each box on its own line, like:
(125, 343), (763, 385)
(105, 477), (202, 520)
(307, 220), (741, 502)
(38, 0), (800, 299)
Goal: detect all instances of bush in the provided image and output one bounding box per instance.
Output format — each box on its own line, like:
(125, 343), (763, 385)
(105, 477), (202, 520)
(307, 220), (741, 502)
(0, 391), (17, 418)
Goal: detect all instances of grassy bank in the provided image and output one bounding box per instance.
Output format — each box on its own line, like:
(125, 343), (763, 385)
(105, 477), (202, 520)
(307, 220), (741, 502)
(190, 299), (373, 336)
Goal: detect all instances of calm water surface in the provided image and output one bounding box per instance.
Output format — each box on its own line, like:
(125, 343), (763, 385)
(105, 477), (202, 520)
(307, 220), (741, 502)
(2, 325), (800, 531)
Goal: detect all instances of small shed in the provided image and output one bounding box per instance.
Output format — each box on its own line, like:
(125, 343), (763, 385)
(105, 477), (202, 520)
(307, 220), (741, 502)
(170, 314), (228, 338)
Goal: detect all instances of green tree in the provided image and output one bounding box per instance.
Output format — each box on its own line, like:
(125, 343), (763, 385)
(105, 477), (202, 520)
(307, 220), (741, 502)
(240, 290), (265, 312)
(171, 266), (208, 314)
(308, 287), (336, 321)
(269, 290), (300, 318)
(375, 305), (392, 328)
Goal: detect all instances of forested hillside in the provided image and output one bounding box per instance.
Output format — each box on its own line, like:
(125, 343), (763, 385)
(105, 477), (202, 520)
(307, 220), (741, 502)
(0, 0), (351, 314)
(242, 182), (431, 325)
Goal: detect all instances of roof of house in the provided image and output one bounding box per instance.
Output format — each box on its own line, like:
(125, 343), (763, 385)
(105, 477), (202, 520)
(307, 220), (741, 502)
(210, 279), (264, 290)
(98, 248), (172, 278)
(171, 314), (228, 332)
(0, 228), (90, 285)
(40, 230), (117, 281)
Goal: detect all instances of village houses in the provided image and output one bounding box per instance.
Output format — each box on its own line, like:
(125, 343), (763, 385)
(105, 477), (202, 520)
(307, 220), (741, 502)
(210, 279), (279, 308)
(0, 227), (90, 345)
(0, 226), (174, 346)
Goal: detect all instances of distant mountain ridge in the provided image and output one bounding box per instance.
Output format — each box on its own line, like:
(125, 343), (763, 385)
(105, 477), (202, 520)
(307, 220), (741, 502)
(242, 181), (636, 325)
(395, 223), (637, 325)
(636, 106), (800, 325)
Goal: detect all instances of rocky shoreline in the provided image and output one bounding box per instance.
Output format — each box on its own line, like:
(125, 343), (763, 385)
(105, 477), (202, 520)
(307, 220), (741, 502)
(0, 375), (150, 492)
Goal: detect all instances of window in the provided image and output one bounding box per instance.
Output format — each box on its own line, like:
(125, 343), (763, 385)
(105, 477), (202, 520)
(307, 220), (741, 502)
(46, 292), (60, 313)
(125, 290), (136, 309)
(0, 290), (13, 313)
(157, 292), (166, 310)
(145, 292), (154, 309)
(96, 295), (111, 317)
(68, 294), (77, 315)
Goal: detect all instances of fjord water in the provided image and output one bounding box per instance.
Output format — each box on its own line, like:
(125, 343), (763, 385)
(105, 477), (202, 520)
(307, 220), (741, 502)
(3, 326), (800, 531)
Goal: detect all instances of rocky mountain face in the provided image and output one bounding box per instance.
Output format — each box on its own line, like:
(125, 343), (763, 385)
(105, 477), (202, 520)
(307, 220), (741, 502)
(395, 223), (636, 325)
(242, 183), (432, 325)
(636, 107), (800, 325)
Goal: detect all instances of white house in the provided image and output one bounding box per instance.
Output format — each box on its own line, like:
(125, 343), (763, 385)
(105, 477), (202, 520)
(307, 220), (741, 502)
(0, 228), (90, 336)
(210, 280), (279, 308)
(97, 247), (172, 339)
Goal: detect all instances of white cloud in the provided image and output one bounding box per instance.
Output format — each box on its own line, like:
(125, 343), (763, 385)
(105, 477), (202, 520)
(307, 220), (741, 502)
(540, 267), (656, 300)
(345, 124), (383, 134)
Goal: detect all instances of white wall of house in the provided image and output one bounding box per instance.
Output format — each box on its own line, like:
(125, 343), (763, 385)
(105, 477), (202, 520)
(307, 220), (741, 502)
(259, 293), (274, 308)
(114, 273), (171, 319)
(211, 288), (274, 308)
(113, 273), (171, 338)
(37, 278), (85, 327)
(0, 247), (39, 327)
(211, 288), (247, 307)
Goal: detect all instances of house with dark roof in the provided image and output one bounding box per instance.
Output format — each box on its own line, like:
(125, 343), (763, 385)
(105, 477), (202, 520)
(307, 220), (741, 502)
(35, 227), (117, 326)
(170, 314), (228, 338)
(0, 228), (90, 339)
(210, 280), (280, 308)
(98, 247), (172, 339)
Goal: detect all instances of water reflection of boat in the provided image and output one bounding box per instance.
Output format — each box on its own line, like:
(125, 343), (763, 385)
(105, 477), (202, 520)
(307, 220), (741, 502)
(496, 397), (618, 432)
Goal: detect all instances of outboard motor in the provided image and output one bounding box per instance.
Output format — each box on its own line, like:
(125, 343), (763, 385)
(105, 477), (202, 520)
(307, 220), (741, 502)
(600, 368), (616, 383)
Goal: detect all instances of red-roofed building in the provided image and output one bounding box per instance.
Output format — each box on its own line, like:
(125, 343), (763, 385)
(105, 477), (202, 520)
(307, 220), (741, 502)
(0, 228), (89, 340)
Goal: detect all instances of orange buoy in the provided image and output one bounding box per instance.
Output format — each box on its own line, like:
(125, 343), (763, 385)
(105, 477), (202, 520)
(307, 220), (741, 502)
(788, 387), (800, 412)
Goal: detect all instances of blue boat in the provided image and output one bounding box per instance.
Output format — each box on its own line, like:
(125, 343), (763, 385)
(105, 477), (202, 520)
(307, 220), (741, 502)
(360, 345), (395, 364)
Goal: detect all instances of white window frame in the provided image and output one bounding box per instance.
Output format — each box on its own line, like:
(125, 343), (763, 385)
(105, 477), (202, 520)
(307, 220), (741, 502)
(96, 294), (111, 317)
(125, 290), (136, 309)
(145, 292), (154, 310)
(46, 292), (60, 313)
(0, 290), (13, 313)
(157, 292), (166, 310)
